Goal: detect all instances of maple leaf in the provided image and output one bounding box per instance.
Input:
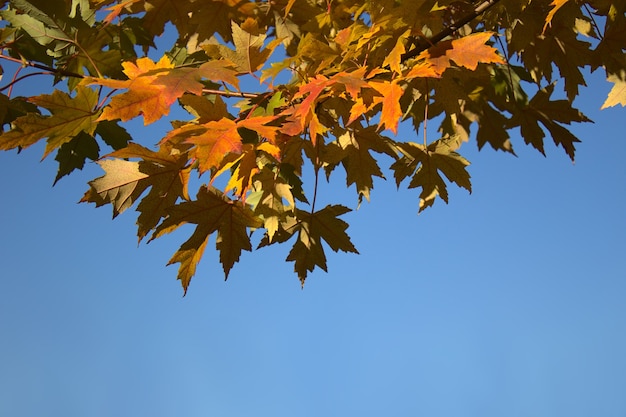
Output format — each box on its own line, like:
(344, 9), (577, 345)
(383, 31), (408, 75)
(81, 142), (191, 241)
(189, 0), (258, 43)
(289, 75), (332, 140)
(165, 115), (278, 175)
(369, 80), (404, 135)
(543, 0), (571, 34)
(217, 21), (280, 74)
(54, 132), (99, 184)
(2, 0), (623, 290)
(0, 86), (99, 158)
(508, 84), (591, 160)
(286, 205), (359, 286)
(424, 32), (505, 75)
(247, 166), (297, 242)
(90, 56), (174, 125)
(391, 137), (471, 212)
(102, 0), (142, 25)
(324, 126), (397, 202)
(151, 60), (239, 98)
(601, 73), (626, 109)
(152, 186), (263, 293)
(91, 57), (238, 126)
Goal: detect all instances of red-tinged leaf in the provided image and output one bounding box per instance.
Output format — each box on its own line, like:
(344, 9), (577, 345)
(93, 58), (238, 126)
(286, 205), (358, 285)
(292, 75), (331, 128)
(0, 86), (99, 158)
(369, 80), (404, 135)
(152, 186), (262, 293)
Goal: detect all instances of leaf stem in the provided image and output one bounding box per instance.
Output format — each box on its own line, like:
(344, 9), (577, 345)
(424, 81), (429, 147)
(0, 70), (53, 94)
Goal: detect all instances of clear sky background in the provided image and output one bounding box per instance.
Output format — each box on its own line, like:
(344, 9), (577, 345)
(1, 42), (625, 417)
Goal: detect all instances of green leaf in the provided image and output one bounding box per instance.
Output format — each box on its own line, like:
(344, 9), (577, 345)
(54, 131), (99, 184)
(286, 205), (358, 285)
(94, 120), (132, 151)
(153, 186), (263, 293)
(81, 142), (191, 241)
(0, 86), (99, 158)
(509, 84), (591, 160)
(392, 137), (471, 212)
(324, 126), (397, 202)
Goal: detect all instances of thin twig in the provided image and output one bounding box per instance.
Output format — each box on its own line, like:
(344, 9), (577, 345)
(401, 0), (503, 62)
(495, 33), (517, 103)
(423, 81), (429, 147)
(201, 88), (260, 99)
(0, 53), (85, 78)
(0, 71), (53, 93)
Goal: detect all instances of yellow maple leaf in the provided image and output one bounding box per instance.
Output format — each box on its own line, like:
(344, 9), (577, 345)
(90, 56), (174, 125)
(601, 74), (626, 109)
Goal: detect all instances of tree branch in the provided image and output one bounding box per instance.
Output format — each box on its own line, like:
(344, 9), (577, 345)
(401, 0), (503, 62)
(0, 53), (85, 79)
(201, 88), (260, 99)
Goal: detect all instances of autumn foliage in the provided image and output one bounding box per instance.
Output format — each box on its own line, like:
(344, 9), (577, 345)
(0, 0), (624, 292)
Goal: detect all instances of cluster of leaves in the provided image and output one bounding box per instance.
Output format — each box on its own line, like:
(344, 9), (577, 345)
(0, 0), (624, 292)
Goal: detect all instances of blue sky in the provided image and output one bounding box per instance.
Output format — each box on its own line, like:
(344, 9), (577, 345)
(1, 46), (626, 416)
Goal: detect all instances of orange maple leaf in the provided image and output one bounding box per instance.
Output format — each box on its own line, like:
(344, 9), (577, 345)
(543, 0), (570, 33)
(90, 56), (174, 125)
(165, 115), (280, 174)
(177, 118), (243, 173)
(369, 80), (404, 135)
(423, 32), (504, 75)
(291, 75), (331, 140)
(90, 57), (239, 126)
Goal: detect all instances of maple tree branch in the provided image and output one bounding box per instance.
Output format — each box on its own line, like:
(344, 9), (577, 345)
(495, 34), (518, 103)
(424, 83), (429, 147)
(0, 71), (53, 93)
(582, 3), (604, 41)
(201, 88), (260, 99)
(401, 0), (503, 62)
(0, 53), (85, 79)
(0, 54), (264, 98)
